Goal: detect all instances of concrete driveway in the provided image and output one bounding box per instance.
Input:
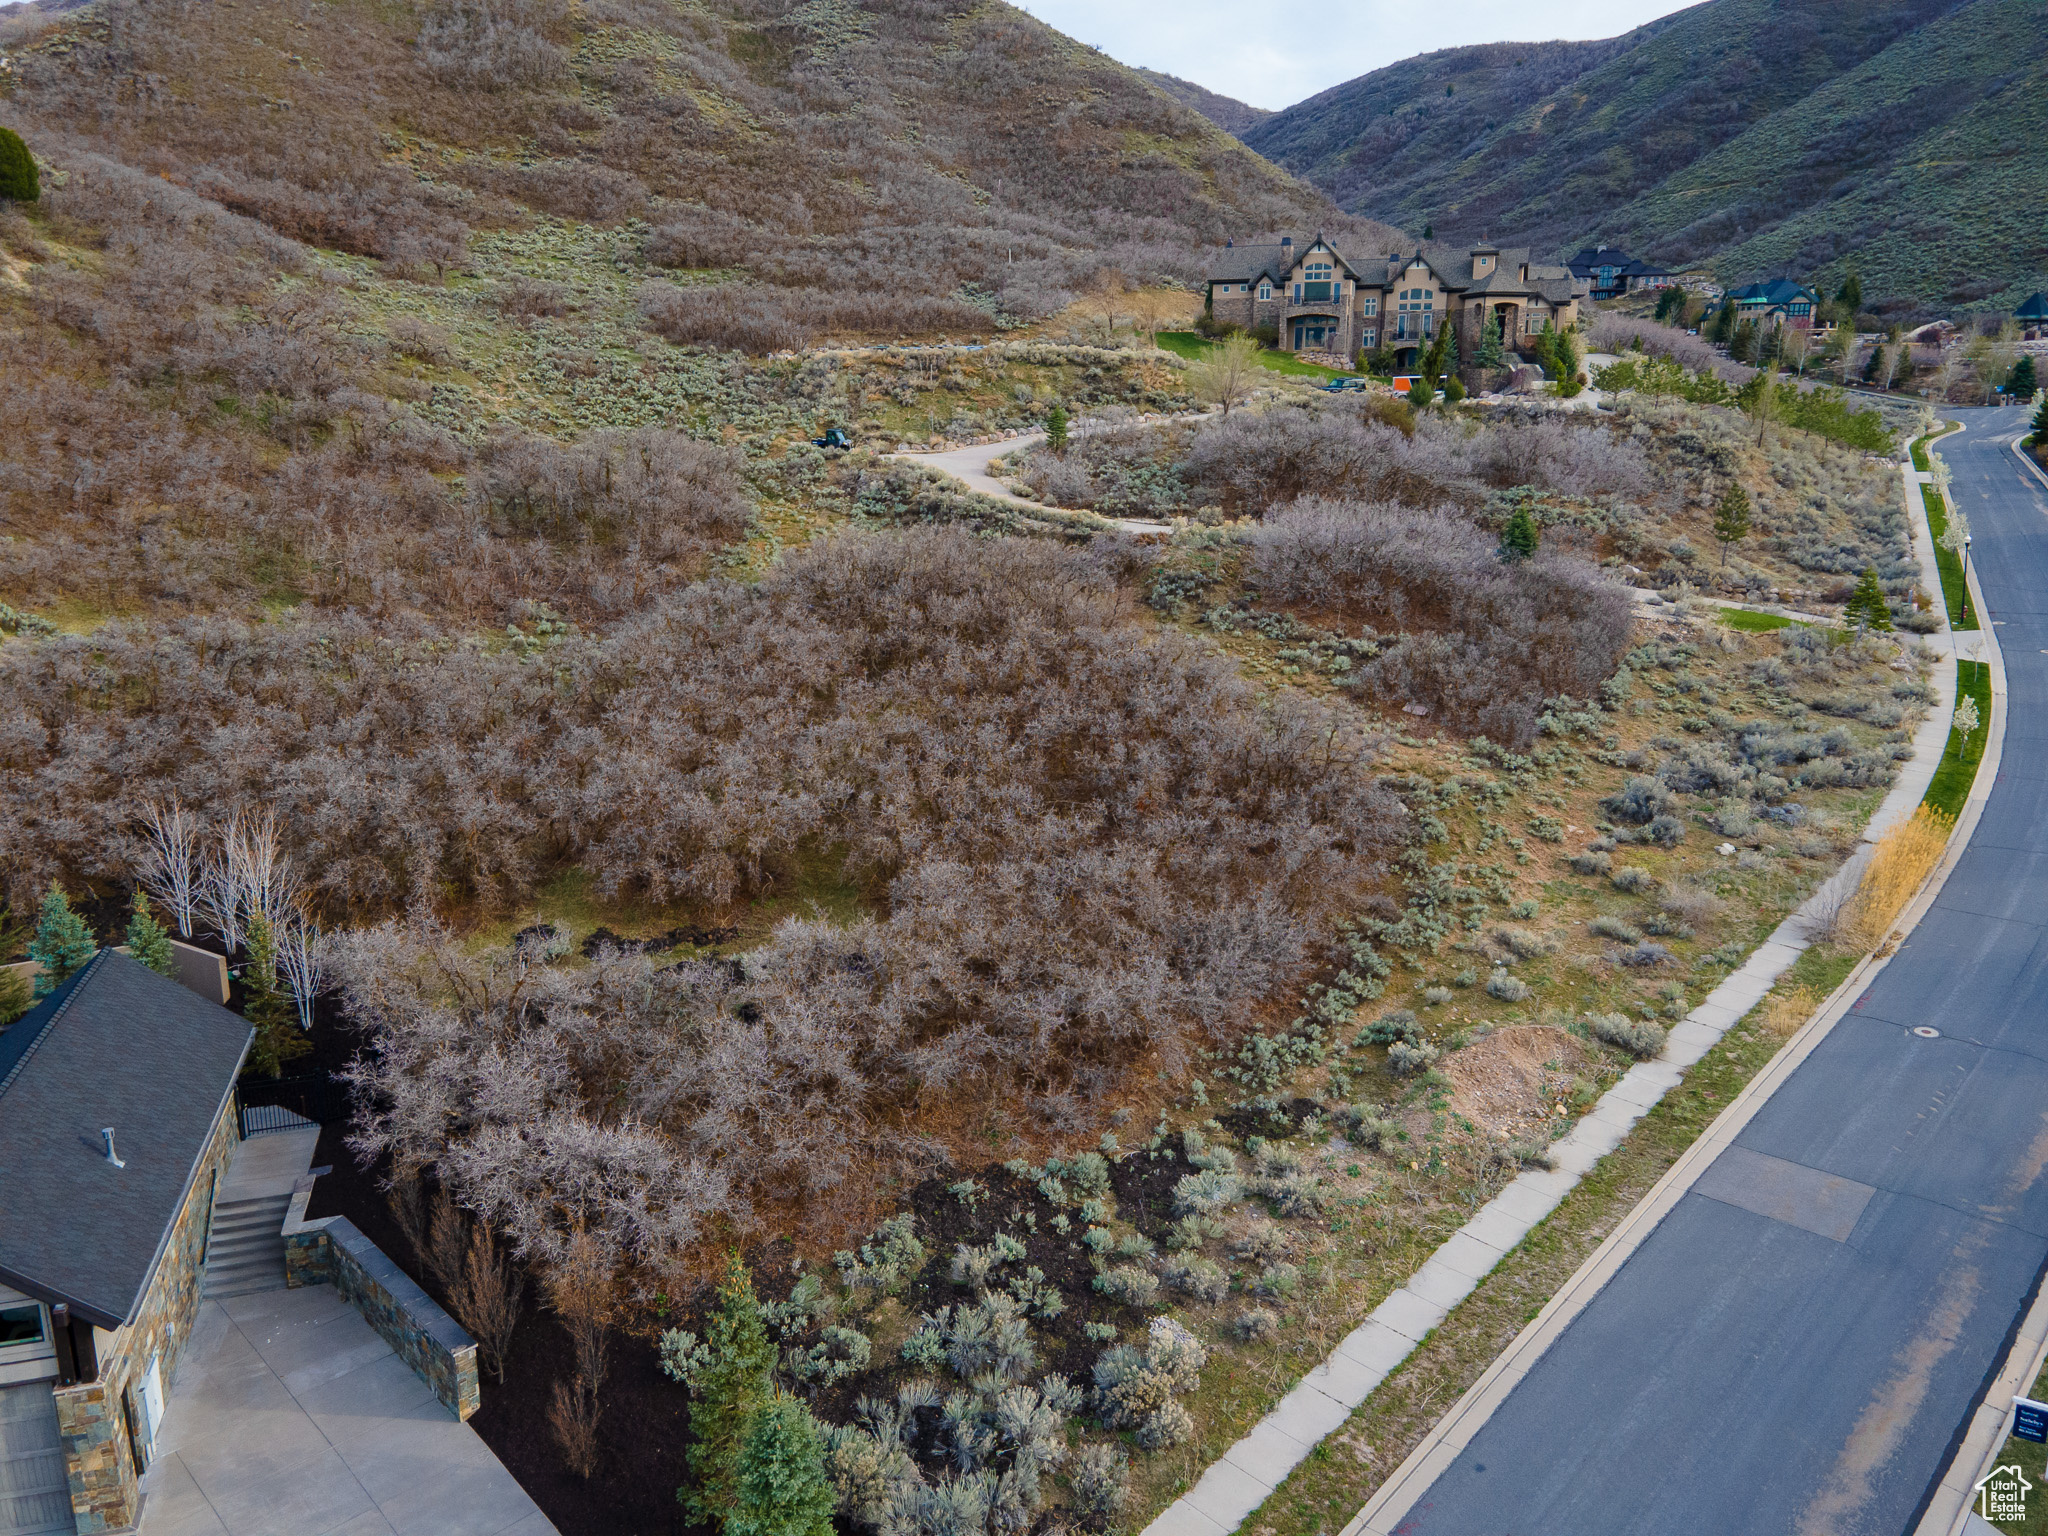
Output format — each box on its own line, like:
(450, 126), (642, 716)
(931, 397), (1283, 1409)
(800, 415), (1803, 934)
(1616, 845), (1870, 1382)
(1385, 405), (2048, 1536)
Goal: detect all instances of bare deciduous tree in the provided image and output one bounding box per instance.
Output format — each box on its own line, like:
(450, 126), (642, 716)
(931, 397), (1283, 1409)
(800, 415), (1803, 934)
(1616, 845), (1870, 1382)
(136, 799), (204, 939)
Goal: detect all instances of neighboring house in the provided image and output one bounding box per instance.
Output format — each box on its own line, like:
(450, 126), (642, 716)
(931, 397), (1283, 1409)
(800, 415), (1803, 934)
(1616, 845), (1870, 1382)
(1206, 234), (1588, 368)
(2017, 292), (2048, 337)
(0, 951), (252, 1536)
(1722, 278), (1822, 331)
(1564, 245), (1678, 301)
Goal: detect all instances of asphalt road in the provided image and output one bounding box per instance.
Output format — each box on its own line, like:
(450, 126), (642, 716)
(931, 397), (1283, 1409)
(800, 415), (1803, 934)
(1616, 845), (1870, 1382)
(1396, 405), (2048, 1536)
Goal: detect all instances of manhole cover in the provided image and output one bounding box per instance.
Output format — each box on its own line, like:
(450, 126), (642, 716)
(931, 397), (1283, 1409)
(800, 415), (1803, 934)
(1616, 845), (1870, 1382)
(1913, 1026), (1941, 1038)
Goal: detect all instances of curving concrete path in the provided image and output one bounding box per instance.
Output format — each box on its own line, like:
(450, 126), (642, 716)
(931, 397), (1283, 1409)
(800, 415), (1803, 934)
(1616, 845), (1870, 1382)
(1346, 403), (2048, 1536)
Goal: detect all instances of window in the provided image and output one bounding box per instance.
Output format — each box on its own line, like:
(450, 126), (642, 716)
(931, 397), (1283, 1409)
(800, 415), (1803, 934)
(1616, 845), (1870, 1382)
(1361, 328), (1377, 347)
(0, 1303), (46, 1348)
(1258, 283), (1271, 300)
(1360, 296), (1377, 315)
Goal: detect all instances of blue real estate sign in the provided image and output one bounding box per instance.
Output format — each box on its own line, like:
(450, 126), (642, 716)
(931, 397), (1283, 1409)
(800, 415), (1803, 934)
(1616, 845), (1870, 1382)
(2013, 1397), (2048, 1443)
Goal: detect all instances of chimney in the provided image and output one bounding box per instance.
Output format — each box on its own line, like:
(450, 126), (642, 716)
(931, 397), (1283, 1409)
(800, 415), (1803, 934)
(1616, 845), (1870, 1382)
(1280, 235), (1292, 249)
(102, 1127), (127, 1168)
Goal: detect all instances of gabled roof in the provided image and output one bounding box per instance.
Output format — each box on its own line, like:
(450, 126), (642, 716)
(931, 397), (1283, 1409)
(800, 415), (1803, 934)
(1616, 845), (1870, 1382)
(1725, 279), (1819, 307)
(0, 950), (253, 1329)
(1207, 232), (1360, 288)
(1209, 237), (1589, 305)
(2016, 292), (2048, 321)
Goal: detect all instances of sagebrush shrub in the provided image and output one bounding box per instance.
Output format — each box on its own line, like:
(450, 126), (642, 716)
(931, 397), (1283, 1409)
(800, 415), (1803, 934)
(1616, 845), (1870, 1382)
(1586, 1013), (1668, 1058)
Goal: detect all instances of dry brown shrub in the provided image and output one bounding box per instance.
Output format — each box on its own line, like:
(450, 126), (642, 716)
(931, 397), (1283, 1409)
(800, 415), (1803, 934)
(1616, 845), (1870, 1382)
(543, 1229), (614, 1478)
(452, 1221), (525, 1385)
(1839, 806), (1954, 952)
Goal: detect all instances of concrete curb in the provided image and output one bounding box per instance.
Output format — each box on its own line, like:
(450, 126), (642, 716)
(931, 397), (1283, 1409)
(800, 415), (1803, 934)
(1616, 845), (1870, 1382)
(1914, 429), (2046, 1536)
(1341, 422), (2005, 1536)
(1141, 442), (1978, 1536)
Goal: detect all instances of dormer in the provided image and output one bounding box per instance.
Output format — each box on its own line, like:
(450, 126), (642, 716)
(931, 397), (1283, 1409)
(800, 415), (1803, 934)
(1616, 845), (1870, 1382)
(1473, 243), (1497, 277)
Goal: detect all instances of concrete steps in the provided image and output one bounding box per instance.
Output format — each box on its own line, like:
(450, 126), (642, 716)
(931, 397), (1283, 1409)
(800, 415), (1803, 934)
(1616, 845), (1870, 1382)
(202, 1194), (291, 1299)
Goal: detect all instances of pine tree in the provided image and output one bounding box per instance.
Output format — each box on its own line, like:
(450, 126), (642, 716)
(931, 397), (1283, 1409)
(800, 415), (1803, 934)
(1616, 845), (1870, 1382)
(242, 913), (310, 1076)
(125, 891), (176, 977)
(1713, 485), (1752, 569)
(1654, 286), (1681, 323)
(1499, 505), (1539, 562)
(1476, 312), (1505, 370)
(1709, 302), (1735, 343)
(1532, 319), (1558, 378)
(683, 1254), (776, 1523)
(1554, 329), (1584, 398)
(1843, 568), (1894, 632)
(28, 887), (96, 998)
(1407, 373), (1434, 408)
(2032, 398), (2048, 444)
(726, 1393), (835, 1536)
(1044, 404), (1068, 454)
(0, 128), (37, 204)
(1836, 271), (1862, 317)
(2009, 355), (2037, 399)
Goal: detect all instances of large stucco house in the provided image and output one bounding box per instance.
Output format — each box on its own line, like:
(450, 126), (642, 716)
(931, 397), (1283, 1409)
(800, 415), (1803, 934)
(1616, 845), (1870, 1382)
(1205, 234), (1588, 368)
(1721, 278), (1821, 331)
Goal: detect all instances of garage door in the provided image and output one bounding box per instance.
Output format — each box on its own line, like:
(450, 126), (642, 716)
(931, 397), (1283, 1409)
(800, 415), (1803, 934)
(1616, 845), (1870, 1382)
(0, 1382), (72, 1536)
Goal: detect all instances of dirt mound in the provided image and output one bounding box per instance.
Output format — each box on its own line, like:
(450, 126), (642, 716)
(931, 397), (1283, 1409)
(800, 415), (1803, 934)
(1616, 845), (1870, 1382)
(1440, 1025), (1586, 1138)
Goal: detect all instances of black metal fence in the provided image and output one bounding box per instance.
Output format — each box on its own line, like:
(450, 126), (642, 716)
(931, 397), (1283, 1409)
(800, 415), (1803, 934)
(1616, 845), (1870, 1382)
(238, 1073), (345, 1136)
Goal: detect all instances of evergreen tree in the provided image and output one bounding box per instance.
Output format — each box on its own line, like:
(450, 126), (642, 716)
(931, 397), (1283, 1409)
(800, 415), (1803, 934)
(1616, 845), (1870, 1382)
(0, 127), (37, 203)
(1406, 373), (1434, 408)
(1836, 271), (1862, 317)
(2031, 397), (2048, 444)
(1709, 302), (1735, 343)
(1499, 505), (1539, 562)
(1422, 222), (1433, 239)
(1554, 329), (1584, 398)
(1476, 312), (1505, 370)
(125, 891), (176, 977)
(1532, 319), (1559, 378)
(726, 1393), (835, 1536)
(242, 913), (310, 1076)
(1044, 405), (1068, 454)
(1713, 485), (1753, 569)
(1861, 343), (1884, 383)
(2009, 355), (2036, 399)
(1843, 568), (1894, 631)
(683, 1255), (776, 1523)
(1654, 286), (1682, 323)
(28, 887), (95, 998)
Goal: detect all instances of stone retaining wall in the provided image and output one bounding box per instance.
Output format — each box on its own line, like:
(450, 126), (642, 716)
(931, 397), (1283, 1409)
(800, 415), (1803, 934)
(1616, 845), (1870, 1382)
(282, 1196), (480, 1421)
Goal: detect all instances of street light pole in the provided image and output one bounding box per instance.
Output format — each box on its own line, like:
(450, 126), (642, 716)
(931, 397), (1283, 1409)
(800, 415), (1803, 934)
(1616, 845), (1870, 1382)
(1962, 533), (1972, 625)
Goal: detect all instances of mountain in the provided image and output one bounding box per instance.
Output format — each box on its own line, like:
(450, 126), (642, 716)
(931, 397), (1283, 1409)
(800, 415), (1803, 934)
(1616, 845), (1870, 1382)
(1136, 68), (1272, 136)
(0, 0), (1339, 328)
(1243, 0), (2048, 314)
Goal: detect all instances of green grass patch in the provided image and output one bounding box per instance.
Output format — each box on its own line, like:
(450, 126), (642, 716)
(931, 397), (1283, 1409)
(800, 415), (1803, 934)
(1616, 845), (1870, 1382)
(1923, 660), (1992, 818)
(1155, 331), (1355, 381)
(1913, 426), (1979, 632)
(1716, 607), (1795, 632)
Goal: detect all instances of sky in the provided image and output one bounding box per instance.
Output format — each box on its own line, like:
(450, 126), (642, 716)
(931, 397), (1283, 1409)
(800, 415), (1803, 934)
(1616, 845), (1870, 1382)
(1010, 0), (1703, 112)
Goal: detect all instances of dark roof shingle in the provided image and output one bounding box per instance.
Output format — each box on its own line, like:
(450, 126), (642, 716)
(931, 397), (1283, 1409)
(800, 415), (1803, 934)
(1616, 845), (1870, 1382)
(0, 951), (253, 1328)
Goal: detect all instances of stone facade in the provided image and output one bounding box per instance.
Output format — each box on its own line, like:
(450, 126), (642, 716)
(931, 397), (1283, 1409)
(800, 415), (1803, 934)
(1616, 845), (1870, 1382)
(54, 1092), (239, 1533)
(283, 1198), (480, 1421)
(1206, 235), (1588, 368)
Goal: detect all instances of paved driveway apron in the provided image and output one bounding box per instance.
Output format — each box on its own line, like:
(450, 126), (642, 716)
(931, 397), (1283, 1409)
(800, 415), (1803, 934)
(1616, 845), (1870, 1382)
(1399, 406), (2048, 1536)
